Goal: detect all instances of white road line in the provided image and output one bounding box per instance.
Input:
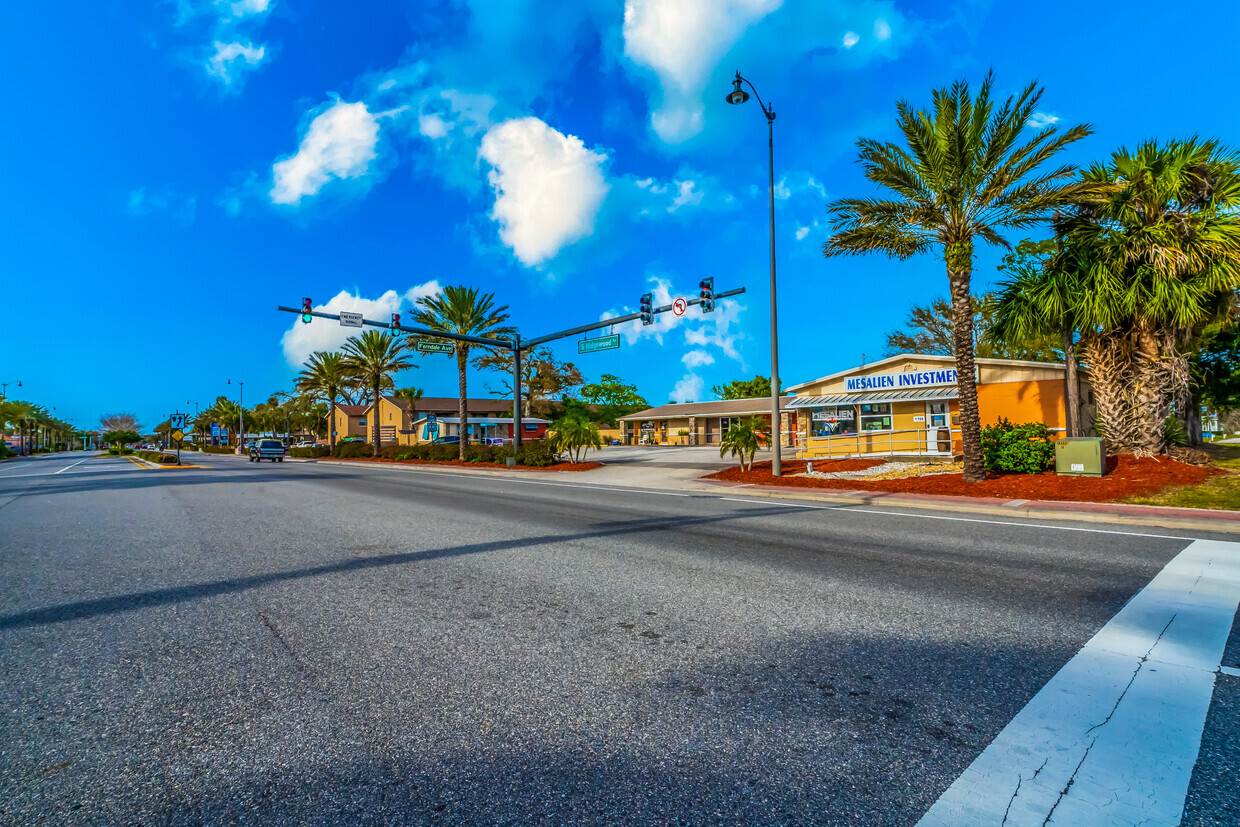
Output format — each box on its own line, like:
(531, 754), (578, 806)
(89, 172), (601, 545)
(53, 457), (92, 474)
(354, 465), (692, 497)
(1221, 666), (1240, 678)
(718, 496), (1195, 541)
(918, 538), (1240, 826)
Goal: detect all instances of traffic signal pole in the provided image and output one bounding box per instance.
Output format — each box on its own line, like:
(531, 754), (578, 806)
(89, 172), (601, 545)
(280, 284), (744, 459)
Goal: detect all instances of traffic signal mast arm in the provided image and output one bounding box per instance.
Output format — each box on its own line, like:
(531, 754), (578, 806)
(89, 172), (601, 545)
(279, 283), (744, 352)
(521, 286), (745, 348)
(276, 305), (512, 349)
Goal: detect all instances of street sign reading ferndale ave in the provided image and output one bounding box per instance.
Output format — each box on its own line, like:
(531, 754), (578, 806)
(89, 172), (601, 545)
(578, 334), (620, 354)
(417, 341), (455, 355)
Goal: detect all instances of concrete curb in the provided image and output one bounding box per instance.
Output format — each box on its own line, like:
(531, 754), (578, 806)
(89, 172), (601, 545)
(694, 479), (1240, 534)
(315, 458), (602, 478)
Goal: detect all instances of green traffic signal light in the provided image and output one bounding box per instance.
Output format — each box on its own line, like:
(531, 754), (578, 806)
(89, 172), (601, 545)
(301, 313), (313, 324)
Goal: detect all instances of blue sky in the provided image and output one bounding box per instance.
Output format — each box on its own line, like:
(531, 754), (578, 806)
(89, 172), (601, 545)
(3, 0), (1239, 432)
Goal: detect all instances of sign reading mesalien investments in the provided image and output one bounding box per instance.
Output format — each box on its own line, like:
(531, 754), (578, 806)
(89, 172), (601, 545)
(845, 368), (958, 393)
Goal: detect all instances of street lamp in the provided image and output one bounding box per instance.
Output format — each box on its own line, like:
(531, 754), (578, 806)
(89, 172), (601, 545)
(1, 379), (21, 399)
(228, 379), (245, 445)
(726, 70), (783, 476)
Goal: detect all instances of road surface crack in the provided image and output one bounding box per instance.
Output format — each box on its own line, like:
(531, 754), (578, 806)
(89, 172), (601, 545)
(257, 610), (313, 677)
(1003, 757), (1049, 825)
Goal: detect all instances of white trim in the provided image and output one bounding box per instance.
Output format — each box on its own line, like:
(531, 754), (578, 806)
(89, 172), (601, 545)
(786, 353), (1072, 394)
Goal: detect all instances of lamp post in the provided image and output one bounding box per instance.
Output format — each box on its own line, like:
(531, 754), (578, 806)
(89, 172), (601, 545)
(1, 379), (21, 399)
(726, 71), (782, 476)
(228, 379), (244, 446)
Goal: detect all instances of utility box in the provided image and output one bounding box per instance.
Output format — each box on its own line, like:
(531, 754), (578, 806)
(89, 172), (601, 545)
(1055, 437), (1107, 477)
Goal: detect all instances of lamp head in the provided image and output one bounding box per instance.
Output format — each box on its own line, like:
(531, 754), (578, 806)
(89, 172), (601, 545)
(726, 72), (749, 105)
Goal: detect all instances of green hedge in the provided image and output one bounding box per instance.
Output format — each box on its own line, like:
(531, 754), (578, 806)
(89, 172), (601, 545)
(290, 445), (331, 458)
(198, 444), (237, 454)
(106, 447), (135, 456)
(334, 441), (374, 458)
(0, 445), (15, 459)
(980, 419), (1055, 474)
(391, 440), (561, 467)
(135, 450), (179, 464)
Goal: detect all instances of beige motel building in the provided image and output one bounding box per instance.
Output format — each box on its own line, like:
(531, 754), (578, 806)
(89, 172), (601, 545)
(619, 353), (1092, 458)
(333, 396), (549, 446)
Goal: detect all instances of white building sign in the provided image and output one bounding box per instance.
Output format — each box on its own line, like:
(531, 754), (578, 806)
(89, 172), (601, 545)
(845, 368), (958, 393)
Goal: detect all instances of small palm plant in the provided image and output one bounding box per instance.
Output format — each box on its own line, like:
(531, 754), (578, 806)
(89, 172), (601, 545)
(719, 417), (770, 472)
(549, 415), (602, 463)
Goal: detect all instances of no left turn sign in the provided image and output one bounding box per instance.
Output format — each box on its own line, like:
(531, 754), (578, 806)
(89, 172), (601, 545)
(673, 297), (687, 316)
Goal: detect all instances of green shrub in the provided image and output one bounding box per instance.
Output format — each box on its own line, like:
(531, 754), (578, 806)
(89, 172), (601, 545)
(1163, 415), (1189, 448)
(289, 445), (331, 458)
(516, 439), (561, 467)
(980, 419), (1055, 474)
(0, 445), (15, 459)
(135, 450), (179, 464)
(334, 441), (374, 459)
(198, 444), (236, 454)
(106, 446), (135, 456)
(377, 443), (408, 459)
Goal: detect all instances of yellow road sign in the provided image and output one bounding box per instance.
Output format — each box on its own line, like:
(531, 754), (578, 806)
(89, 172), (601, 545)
(171, 429), (185, 442)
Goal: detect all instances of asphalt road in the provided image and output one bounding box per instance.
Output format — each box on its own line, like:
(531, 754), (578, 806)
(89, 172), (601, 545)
(0, 451), (1236, 825)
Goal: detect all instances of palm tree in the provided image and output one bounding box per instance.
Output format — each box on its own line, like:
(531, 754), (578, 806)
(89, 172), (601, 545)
(412, 286), (513, 460)
(549, 415), (602, 463)
(392, 387), (423, 404)
(989, 238), (1085, 436)
(1051, 138), (1240, 455)
(296, 351), (354, 453)
(341, 330), (416, 448)
(823, 72), (1095, 481)
(719, 417), (770, 472)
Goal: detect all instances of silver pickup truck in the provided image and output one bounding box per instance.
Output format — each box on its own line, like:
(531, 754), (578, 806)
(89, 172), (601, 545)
(249, 439), (286, 463)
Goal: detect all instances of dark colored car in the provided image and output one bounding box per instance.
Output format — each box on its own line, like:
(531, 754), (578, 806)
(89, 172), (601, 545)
(429, 435), (460, 446)
(249, 439), (286, 462)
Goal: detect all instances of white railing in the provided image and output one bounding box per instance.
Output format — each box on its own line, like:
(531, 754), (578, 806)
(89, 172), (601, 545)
(796, 427), (961, 458)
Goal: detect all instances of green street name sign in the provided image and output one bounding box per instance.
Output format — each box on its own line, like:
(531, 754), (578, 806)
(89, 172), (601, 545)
(578, 334), (620, 354)
(417, 341), (455, 355)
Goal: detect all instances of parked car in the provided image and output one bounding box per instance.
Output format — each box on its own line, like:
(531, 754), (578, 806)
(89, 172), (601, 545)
(294, 440), (319, 448)
(430, 435), (460, 446)
(249, 439), (286, 463)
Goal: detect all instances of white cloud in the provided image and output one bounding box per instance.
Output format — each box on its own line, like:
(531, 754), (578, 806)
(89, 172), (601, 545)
(774, 172), (827, 202)
(874, 19), (891, 41)
(623, 0), (783, 144)
(682, 349), (716, 368)
(1027, 112), (1060, 130)
(670, 373), (705, 403)
(127, 188), (197, 224)
(205, 40), (265, 84)
(604, 275), (747, 368)
(478, 117), (609, 267)
(842, 31), (860, 49)
(280, 283), (441, 367)
(270, 100), (380, 205)
(227, 0), (271, 16)
(795, 226), (810, 241)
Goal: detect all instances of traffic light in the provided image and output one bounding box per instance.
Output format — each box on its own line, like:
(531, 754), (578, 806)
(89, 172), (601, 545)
(699, 277), (715, 313)
(391, 313), (401, 330)
(301, 297), (313, 324)
(639, 292), (654, 325)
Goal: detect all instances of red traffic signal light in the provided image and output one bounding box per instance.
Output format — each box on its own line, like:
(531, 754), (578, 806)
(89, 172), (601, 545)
(639, 292), (654, 325)
(391, 313), (401, 330)
(698, 278), (715, 313)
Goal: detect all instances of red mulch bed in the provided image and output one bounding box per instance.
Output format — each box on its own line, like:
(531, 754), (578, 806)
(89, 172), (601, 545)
(321, 457), (603, 472)
(705, 455), (1221, 503)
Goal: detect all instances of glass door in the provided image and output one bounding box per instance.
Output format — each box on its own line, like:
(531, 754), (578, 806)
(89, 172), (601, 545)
(926, 402), (949, 453)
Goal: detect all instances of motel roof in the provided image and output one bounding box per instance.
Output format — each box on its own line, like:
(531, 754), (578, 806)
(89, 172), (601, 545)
(334, 404), (369, 416)
(618, 396), (797, 421)
(383, 396), (515, 413)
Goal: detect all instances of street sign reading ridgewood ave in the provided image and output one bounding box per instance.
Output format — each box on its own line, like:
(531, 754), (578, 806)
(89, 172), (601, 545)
(417, 341), (455, 354)
(339, 311), (363, 328)
(578, 334), (620, 354)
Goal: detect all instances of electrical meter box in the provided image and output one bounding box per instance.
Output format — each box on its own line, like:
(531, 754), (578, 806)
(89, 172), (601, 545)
(1055, 437), (1106, 477)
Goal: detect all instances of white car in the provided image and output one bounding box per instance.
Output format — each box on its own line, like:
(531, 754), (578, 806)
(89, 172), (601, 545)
(294, 441), (319, 447)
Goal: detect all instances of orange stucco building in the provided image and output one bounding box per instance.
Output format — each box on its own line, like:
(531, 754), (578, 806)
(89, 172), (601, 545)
(787, 354), (1092, 458)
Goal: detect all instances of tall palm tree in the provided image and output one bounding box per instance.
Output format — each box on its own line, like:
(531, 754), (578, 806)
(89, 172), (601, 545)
(412, 286), (513, 460)
(823, 72), (1095, 481)
(296, 351), (354, 453)
(341, 330), (417, 448)
(1051, 138), (1240, 455)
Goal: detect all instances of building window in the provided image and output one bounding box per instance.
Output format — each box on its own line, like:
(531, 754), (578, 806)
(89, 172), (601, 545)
(858, 403), (892, 432)
(927, 402), (949, 427)
(359, 417), (367, 427)
(809, 405), (856, 437)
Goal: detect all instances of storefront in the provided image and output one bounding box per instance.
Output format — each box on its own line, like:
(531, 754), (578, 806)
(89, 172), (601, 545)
(788, 354), (1091, 458)
(618, 397), (797, 447)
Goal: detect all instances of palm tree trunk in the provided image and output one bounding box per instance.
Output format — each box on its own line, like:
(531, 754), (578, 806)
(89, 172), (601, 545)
(1063, 319), (1080, 438)
(457, 349), (468, 461)
(328, 385), (337, 454)
(373, 378), (381, 449)
(945, 243), (985, 482)
(1134, 323), (1168, 456)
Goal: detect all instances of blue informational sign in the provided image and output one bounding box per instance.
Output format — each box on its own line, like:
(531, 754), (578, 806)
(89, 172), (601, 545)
(211, 422), (220, 437)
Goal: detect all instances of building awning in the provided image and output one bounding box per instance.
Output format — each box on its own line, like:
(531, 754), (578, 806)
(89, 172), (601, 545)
(787, 386), (959, 408)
